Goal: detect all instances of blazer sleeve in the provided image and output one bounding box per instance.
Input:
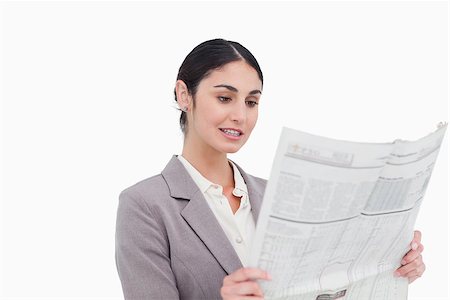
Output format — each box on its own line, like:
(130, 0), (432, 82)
(115, 189), (179, 300)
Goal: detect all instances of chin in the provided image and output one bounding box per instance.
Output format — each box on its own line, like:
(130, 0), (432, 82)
(225, 148), (240, 154)
(217, 143), (244, 154)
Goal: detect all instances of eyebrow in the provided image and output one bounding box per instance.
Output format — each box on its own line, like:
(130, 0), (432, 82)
(213, 84), (262, 95)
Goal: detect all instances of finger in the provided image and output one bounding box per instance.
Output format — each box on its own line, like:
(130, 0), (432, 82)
(395, 256), (423, 276)
(236, 281), (264, 297)
(223, 268), (271, 286)
(221, 281), (264, 297)
(395, 255), (423, 277)
(221, 295), (265, 300)
(225, 297), (265, 300)
(401, 244), (424, 265)
(411, 230), (422, 250)
(404, 265), (425, 282)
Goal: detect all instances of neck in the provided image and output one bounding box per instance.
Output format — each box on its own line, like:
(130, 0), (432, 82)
(181, 138), (234, 188)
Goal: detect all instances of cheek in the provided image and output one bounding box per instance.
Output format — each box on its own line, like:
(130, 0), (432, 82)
(196, 110), (222, 133)
(248, 110), (258, 129)
(205, 112), (223, 127)
(194, 102), (216, 122)
(204, 107), (228, 126)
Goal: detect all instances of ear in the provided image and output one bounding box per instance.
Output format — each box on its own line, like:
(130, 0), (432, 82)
(175, 80), (192, 111)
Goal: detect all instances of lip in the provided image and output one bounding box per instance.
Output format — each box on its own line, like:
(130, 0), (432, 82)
(219, 128), (244, 140)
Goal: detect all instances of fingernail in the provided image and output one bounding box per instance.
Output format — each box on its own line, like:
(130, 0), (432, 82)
(411, 242), (418, 250)
(401, 259), (406, 265)
(394, 271), (400, 277)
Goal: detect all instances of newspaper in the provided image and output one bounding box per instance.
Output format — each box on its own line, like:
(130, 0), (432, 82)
(249, 123), (447, 300)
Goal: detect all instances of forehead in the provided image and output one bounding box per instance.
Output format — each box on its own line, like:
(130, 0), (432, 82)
(199, 60), (262, 92)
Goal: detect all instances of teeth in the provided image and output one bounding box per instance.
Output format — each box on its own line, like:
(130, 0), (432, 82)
(221, 129), (241, 136)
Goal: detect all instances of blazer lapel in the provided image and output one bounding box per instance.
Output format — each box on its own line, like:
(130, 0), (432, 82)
(181, 191), (244, 274)
(231, 159), (264, 225)
(161, 155), (243, 275)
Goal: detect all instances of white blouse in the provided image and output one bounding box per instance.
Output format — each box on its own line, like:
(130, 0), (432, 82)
(177, 155), (256, 267)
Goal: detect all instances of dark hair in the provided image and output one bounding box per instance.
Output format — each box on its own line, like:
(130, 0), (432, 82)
(174, 38), (263, 134)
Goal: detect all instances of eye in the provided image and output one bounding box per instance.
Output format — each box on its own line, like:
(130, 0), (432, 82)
(246, 100), (259, 108)
(218, 96), (231, 103)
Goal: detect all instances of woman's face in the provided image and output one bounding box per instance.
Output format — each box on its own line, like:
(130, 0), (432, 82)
(186, 60), (262, 154)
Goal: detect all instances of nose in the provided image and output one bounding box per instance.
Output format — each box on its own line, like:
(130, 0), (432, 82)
(230, 100), (247, 124)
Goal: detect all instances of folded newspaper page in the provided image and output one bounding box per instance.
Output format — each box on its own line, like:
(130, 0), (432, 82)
(249, 123), (447, 300)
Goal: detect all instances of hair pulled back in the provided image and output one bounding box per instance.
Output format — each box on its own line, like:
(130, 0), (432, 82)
(174, 38), (263, 134)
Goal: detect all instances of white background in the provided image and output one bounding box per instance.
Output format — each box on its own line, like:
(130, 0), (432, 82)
(0, 1), (448, 299)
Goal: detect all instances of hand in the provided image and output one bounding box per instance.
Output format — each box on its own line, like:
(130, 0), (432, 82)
(221, 267), (271, 300)
(394, 230), (426, 283)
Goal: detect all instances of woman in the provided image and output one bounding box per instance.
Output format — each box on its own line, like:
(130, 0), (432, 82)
(115, 38), (425, 300)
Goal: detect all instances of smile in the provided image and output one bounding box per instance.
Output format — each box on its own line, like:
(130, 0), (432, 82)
(220, 129), (241, 136)
(219, 128), (243, 139)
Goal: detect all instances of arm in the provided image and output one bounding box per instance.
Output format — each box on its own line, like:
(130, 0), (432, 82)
(115, 190), (179, 300)
(394, 230), (426, 283)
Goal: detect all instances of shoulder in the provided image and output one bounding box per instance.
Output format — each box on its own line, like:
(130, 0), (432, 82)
(247, 174), (267, 200)
(117, 173), (174, 215)
(120, 174), (169, 200)
(246, 173), (267, 189)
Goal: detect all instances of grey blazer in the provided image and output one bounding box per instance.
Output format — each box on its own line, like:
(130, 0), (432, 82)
(115, 155), (267, 300)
